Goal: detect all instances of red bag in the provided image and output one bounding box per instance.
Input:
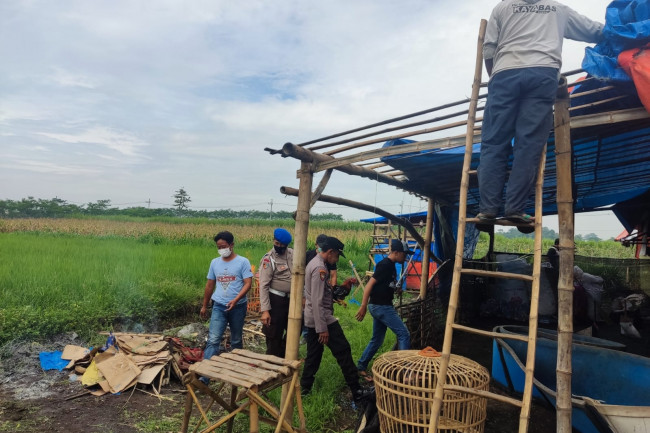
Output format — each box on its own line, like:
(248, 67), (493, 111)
(618, 44), (650, 112)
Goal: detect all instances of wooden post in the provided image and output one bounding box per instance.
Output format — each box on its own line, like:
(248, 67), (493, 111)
(420, 199), (435, 300)
(428, 19), (487, 433)
(281, 161), (313, 428)
(554, 77), (575, 433)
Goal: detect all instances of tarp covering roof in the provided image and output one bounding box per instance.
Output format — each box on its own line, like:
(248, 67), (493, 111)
(377, 84), (650, 222)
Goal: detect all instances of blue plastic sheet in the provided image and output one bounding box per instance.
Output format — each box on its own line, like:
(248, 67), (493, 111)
(583, 0), (650, 81)
(39, 351), (68, 371)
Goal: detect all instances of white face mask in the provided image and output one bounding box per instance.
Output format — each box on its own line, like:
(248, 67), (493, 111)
(218, 248), (232, 258)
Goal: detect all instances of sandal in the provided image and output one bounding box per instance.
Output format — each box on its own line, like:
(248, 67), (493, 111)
(505, 213), (534, 224)
(476, 212), (496, 222)
(358, 370), (374, 383)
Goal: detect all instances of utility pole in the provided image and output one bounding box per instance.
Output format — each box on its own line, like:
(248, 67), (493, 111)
(268, 199), (273, 220)
(147, 199), (151, 208)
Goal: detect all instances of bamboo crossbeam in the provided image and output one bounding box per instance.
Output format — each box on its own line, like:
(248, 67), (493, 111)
(314, 105), (485, 154)
(451, 324), (529, 342)
(280, 186), (441, 261)
(272, 143), (406, 189)
(323, 117), (480, 157)
(569, 85), (615, 99)
(460, 268), (534, 282)
(569, 107), (650, 129)
(569, 94), (628, 112)
(562, 68), (585, 77)
(360, 162), (386, 169)
(295, 94), (488, 148)
(443, 384), (523, 407)
(315, 132), (480, 172)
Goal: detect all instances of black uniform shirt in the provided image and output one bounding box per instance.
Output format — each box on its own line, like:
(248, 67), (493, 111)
(369, 257), (397, 306)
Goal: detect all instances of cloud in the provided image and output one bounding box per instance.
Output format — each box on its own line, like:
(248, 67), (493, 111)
(37, 127), (150, 159)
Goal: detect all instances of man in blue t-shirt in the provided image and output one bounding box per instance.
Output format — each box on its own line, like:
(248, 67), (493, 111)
(200, 231), (253, 360)
(355, 239), (412, 378)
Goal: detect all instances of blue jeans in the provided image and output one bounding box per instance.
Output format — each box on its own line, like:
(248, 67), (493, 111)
(357, 304), (410, 371)
(478, 67), (558, 216)
(204, 301), (247, 360)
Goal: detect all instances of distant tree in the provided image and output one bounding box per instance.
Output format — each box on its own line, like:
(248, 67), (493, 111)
(173, 188), (191, 212)
(86, 199), (112, 215)
(582, 233), (601, 242)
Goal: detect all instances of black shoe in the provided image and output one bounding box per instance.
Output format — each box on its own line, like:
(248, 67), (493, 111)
(352, 387), (373, 405)
(301, 387), (311, 398)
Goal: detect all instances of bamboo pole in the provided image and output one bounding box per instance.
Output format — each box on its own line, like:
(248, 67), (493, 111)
(280, 186), (440, 262)
(324, 117), (481, 157)
(282, 161), (313, 428)
(315, 131), (481, 173)
(554, 77), (575, 433)
(273, 142), (405, 189)
(296, 94), (488, 148)
(323, 108), (485, 155)
(519, 144), (547, 433)
(419, 199), (435, 300)
(428, 19), (487, 433)
(309, 169), (332, 208)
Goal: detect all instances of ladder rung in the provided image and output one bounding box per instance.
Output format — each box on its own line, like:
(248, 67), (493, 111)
(451, 324), (529, 342)
(468, 170), (477, 175)
(443, 384), (523, 408)
(460, 268), (533, 281)
(465, 218), (534, 228)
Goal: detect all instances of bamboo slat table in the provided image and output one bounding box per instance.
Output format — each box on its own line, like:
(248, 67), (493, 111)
(181, 349), (305, 433)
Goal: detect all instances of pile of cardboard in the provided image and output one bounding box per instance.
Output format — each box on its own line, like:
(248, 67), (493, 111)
(63, 333), (172, 396)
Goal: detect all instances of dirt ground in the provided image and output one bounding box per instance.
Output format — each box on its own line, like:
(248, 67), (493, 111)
(0, 318), (647, 433)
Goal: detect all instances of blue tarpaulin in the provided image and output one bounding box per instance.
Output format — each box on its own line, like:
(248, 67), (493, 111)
(39, 351), (68, 371)
(583, 0), (650, 81)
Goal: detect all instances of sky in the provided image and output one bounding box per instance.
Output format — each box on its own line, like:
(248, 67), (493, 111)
(0, 0), (623, 238)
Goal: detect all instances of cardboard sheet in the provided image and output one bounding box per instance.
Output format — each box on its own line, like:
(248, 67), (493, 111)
(95, 352), (141, 393)
(137, 364), (165, 385)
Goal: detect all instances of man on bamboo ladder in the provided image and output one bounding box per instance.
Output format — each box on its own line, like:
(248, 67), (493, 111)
(477, 0), (603, 232)
(301, 236), (370, 405)
(259, 228), (293, 358)
(355, 239), (413, 382)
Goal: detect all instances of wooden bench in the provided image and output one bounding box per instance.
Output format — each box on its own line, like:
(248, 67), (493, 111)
(181, 349), (305, 433)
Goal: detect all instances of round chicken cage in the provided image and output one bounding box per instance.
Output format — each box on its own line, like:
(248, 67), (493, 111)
(372, 347), (490, 433)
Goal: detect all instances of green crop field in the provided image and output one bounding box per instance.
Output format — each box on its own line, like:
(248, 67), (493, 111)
(0, 217), (374, 345)
(0, 216), (635, 345)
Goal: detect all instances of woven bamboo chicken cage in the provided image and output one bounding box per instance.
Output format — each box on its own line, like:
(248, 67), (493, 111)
(372, 347), (490, 433)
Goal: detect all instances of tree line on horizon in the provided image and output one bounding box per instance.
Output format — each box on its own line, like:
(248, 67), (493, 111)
(0, 197), (344, 221)
(496, 226), (606, 242)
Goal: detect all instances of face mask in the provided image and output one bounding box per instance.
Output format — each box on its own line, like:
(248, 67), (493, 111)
(274, 245), (287, 255)
(218, 248), (232, 258)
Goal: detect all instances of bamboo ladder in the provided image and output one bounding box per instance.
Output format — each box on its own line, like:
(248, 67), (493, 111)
(427, 19), (546, 433)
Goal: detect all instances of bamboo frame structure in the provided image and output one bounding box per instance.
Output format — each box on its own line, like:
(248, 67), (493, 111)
(553, 79), (575, 433)
(264, 16), (650, 433)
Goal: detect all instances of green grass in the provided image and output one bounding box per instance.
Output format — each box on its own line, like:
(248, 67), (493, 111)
(0, 227), (373, 345)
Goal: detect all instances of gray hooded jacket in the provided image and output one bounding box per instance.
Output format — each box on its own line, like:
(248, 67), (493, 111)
(484, 0), (603, 77)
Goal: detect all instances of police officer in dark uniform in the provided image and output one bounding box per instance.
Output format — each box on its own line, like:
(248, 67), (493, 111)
(301, 236), (368, 404)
